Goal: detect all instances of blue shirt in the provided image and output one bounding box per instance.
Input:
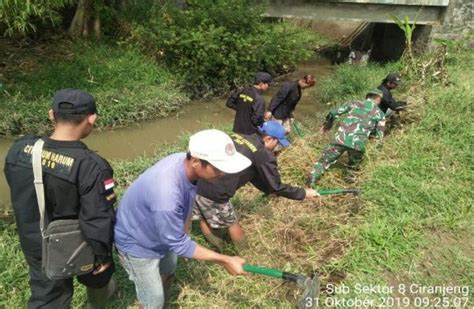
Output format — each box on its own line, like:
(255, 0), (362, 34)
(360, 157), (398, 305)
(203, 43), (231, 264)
(114, 153), (197, 259)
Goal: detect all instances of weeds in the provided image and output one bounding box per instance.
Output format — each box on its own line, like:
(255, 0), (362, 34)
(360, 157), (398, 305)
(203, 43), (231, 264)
(317, 62), (401, 105)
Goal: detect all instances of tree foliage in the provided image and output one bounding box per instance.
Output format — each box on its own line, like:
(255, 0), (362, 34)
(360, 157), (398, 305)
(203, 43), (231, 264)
(0, 0), (72, 36)
(127, 0), (319, 97)
(1, 0), (322, 97)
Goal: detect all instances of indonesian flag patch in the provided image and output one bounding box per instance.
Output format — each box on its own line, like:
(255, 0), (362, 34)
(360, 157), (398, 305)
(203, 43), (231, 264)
(104, 178), (115, 191)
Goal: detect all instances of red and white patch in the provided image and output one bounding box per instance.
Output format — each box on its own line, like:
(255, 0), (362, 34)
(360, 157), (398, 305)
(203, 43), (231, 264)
(225, 143), (236, 156)
(104, 178), (115, 190)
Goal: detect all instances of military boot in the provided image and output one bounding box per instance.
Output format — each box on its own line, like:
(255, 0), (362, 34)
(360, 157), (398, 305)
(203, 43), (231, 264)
(85, 278), (116, 309)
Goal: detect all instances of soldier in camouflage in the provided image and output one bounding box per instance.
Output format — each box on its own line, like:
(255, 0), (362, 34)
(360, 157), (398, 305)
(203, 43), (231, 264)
(307, 89), (385, 185)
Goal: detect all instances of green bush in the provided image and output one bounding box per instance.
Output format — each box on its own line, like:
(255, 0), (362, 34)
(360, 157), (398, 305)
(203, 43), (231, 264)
(126, 0), (322, 97)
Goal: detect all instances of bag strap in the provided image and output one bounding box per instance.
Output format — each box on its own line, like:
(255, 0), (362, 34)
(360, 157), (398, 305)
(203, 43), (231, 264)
(32, 139), (46, 237)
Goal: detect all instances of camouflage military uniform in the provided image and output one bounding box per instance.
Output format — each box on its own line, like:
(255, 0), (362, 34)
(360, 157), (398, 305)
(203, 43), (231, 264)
(309, 99), (385, 184)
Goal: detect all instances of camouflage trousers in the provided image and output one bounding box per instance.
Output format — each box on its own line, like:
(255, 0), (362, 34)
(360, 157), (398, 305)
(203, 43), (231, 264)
(192, 194), (238, 229)
(310, 144), (364, 183)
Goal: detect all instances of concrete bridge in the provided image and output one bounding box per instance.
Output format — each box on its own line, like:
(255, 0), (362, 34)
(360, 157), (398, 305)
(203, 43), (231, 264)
(264, 0), (451, 25)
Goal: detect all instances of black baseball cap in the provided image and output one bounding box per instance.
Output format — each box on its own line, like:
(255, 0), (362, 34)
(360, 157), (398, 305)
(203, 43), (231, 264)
(254, 72), (273, 85)
(52, 89), (97, 115)
(385, 73), (401, 85)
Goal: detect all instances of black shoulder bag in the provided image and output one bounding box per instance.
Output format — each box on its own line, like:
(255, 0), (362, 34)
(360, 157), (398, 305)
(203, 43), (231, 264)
(32, 139), (95, 279)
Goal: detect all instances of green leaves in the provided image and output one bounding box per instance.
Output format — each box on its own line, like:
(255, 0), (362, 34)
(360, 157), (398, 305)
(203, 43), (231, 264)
(0, 0), (72, 36)
(390, 14), (417, 49)
(126, 0), (322, 97)
(389, 12), (421, 75)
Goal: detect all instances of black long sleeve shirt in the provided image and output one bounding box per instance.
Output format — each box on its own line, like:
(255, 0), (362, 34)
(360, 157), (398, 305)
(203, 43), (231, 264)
(4, 135), (116, 263)
(197, 133), (305, 203)
(268, 80), (302, 120)
(378, 84), (405, 114)
(226, 87), (265, 135)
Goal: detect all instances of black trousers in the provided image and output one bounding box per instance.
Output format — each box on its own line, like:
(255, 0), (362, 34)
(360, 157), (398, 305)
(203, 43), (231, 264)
(17, 219), (114, 309)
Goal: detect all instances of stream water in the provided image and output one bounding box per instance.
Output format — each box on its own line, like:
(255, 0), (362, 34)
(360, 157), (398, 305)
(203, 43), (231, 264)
(0, 57), (333, 211)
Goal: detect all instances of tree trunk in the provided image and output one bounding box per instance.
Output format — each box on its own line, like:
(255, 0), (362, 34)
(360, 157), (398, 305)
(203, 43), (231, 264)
(93, 16), (101, 38)
(69, 0), (100, 38)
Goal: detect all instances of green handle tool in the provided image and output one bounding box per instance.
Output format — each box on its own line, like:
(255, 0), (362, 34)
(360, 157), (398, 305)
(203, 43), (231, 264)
(292, 120), (304, 138)
(243, 264), (319, 309)
(243, 264), (291, 280)
(317, 188), (361, 195)
(260, 188), (360, 199)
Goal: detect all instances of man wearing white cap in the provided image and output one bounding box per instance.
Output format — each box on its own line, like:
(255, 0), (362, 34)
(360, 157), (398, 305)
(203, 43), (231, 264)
(194, 121), (319, 252)
(114, 129), (251, 308)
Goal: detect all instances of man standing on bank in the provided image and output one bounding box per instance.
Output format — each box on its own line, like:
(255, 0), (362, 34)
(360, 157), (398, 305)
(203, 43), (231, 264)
(307, 89), (386, 186)
(114, 129), (251, 309)
(265, 74), (316, 134)
(193, 121), (319, 252)
(378, 73), (407, 117)
(4, 89), (116, 308)
(226, 72), (273, 135)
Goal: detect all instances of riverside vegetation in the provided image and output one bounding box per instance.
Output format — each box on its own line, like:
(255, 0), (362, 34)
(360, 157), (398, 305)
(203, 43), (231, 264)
(0, 41), (188, 136)
(0, 0), (325, 137)
(1, 40), (472, 306)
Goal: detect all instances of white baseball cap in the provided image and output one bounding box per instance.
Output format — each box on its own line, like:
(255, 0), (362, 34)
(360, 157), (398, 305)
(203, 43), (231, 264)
(188, 129), (251, 174)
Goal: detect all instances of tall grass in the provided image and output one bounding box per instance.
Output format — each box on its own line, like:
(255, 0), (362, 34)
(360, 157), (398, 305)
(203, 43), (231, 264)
(323, 52), (473, 306)
(317, 62), (401, 105)
(0, 41), (188, 136)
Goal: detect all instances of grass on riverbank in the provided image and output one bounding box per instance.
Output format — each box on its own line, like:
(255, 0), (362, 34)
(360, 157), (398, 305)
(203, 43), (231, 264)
(0, 47), (472, 307)
(0, 17), (327, 138)
(0, 38), (188, 137)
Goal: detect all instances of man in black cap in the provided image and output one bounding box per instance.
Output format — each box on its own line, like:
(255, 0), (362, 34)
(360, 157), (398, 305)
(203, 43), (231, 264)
(4, 89), (116, 308)
(226, 72), (273, 135)
(378, 73), (407, 116)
